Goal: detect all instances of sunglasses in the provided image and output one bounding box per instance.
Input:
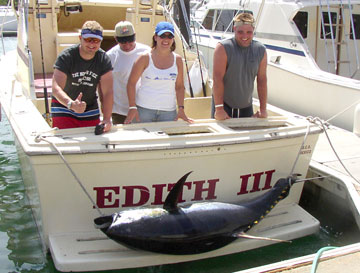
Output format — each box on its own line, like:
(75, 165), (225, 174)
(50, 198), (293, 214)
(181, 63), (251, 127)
(83, 37), (101, 44)
(159, 33), (174, 39)
(116, 35), (135, 44)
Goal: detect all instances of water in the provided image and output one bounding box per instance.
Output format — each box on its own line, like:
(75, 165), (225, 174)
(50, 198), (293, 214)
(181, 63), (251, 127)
(1, 37), (360, 273)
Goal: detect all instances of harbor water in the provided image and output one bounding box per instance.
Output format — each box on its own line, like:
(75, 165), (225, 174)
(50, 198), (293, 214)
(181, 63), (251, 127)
(1, 37), (360, 273)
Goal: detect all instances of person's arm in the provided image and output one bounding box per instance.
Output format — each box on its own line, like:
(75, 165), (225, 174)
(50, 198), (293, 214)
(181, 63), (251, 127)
(175, 55), (193, 123)
(254, 50), (268, 118)
(212, 43), (230, 120)
(52, 68), (86, 113)
(124, 54), (148, 124)
(98, 70), (114, 132)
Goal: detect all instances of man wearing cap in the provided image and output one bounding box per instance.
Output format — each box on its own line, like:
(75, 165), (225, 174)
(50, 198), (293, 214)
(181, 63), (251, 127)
(212, 12), (268, 120)
(107, 21), (150, 124)
(51, 20), (113, 132)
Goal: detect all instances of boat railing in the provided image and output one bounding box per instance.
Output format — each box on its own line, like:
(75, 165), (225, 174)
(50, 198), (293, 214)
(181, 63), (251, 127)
(319, 0), (360, 78)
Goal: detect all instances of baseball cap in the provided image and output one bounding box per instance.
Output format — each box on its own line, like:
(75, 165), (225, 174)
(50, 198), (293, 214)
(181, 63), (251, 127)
(81, 29), (103, 41)
(155, 21), (174, 36)
(115, 21), (135, 37)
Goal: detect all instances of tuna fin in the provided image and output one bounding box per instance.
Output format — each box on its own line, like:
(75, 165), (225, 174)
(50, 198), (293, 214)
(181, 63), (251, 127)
(163, 171), (193, 212)
(234, 232), (292, 243)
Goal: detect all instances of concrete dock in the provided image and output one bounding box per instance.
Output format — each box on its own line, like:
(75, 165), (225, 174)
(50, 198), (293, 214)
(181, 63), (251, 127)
(237, 125), (360, 273)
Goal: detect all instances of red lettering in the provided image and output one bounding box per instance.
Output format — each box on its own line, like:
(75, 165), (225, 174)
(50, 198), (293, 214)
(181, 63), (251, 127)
(262, 169), (275, 190)
(122, 186), (150, 207)
(93, 186), (120, 208)
(238, 174), (251, 195)
(151, 184), (167, 205)
(250, 172), (264, 193)
(191, 179), (219, 201)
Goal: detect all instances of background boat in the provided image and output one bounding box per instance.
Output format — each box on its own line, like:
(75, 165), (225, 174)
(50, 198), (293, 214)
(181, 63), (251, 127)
(189, 0), (360, 133)
(0, 5), (17, 35)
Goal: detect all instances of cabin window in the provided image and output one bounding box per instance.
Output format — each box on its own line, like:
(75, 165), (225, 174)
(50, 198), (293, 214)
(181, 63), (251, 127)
(214, 9), (237, 32)
(203, 9), (215, 30)
(350, 14), (360, 40)
(320, 12), (337, 39)
(293, 11), (308, 39)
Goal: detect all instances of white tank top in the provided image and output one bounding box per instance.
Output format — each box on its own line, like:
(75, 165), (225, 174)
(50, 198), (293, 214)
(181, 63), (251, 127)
(136, 52), (177, 111)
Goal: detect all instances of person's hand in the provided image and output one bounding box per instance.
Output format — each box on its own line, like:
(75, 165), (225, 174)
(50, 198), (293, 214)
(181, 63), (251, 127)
(124, 108), (140, 124)
(214, 108), (230, 120)
(176, 108), (194, 123)
(101, 118), (112, 133)
(253, 109), (268, 118)
(71, 92), (87, 113)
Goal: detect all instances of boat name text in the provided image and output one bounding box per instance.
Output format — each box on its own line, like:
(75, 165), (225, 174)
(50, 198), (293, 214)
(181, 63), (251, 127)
(93, 169), (276, 208)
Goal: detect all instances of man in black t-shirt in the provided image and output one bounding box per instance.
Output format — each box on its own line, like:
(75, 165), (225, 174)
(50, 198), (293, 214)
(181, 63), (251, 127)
(51, 20), (113, 132)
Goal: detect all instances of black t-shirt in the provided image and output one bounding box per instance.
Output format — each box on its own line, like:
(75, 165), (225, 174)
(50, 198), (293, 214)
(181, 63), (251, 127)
(51, 44), (112, 118)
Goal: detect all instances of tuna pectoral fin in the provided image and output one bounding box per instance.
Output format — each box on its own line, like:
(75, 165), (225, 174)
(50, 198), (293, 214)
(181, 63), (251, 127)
(234, 232), (292, 243)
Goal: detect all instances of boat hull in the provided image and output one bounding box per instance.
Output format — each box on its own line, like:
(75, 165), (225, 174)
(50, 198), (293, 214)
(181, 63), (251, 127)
(13, 125), (319, 248)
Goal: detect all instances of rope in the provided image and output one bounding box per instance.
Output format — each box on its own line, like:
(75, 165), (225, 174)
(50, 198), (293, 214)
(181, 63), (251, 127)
(310, 246), (338, 273)
(308, 117), (360, 185)
(35, 134), (104, 216)
(325, 98), (360, 124)
(289, 121), (311, 177)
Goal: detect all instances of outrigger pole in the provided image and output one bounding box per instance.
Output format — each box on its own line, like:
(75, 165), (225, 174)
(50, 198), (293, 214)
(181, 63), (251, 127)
(36, 0), (51, 125)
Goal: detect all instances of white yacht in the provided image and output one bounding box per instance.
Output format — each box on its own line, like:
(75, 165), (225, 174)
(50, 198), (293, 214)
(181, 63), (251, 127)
(191, 0), (360, 132)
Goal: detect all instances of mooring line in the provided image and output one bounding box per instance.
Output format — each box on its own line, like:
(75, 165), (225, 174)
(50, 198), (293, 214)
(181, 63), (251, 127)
(288, 120), (311, 179)
(325, 98), (360, 124)
(35, 134), (105, 216)
(308, 116), (360, 185)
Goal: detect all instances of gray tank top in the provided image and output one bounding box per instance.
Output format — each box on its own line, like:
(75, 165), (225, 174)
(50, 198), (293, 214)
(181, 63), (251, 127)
(220, 38), (266, 109)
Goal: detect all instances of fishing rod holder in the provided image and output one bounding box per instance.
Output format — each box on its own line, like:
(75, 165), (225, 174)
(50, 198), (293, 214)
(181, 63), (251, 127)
(64, 2), (82, 16)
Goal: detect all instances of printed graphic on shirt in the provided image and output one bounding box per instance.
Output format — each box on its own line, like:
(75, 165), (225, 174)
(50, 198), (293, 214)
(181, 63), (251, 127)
(71, 70), (99, 87)
(146, 73), (177, 81)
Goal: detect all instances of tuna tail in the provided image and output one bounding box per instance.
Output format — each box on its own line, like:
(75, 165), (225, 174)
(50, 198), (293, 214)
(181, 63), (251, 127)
(163, 171), (193, 212)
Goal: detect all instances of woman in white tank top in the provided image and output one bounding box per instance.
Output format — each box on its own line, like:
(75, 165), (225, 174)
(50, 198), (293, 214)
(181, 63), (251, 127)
(124, 22), (192, 124)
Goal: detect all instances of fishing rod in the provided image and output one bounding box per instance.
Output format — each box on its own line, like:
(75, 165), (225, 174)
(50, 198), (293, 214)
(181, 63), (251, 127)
(192, 22), (206, 96)
(36, 0), (51, 125)
(177, 0), (194, 97)
(180, 32), (194, 97)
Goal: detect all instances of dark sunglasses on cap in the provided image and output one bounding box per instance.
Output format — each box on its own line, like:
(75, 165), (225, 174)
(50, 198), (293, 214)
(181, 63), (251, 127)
(116, 35), (135, 44)
(159, 33), (174, 39)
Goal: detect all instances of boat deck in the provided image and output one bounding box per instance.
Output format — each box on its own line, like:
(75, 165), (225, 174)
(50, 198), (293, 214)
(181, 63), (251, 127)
(237, 126), (360, 273)
(49, 203), (319, 272)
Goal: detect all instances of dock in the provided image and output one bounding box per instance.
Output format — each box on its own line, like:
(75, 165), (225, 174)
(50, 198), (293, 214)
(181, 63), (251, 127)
(236, 125), (360, 273)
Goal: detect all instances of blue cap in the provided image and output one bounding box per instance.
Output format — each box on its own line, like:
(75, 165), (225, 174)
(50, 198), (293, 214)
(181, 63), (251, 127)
(155, 21), (174, 36)
(81, 29), (103, 41)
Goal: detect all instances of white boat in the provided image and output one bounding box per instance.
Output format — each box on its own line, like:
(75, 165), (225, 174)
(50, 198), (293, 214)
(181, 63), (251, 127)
(0, 0), (322, 272)
(0, 5), (17, 34)
(190, 0), (360, 133)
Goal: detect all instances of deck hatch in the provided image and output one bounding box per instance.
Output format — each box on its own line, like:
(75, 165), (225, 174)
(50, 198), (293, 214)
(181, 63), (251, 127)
(160, 126), (216, 136)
